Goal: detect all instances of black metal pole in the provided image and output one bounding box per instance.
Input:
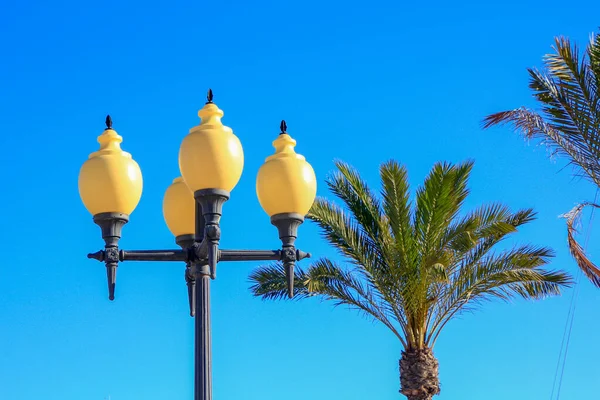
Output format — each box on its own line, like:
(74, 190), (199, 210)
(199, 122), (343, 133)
(194, 199), (211, 400)
(195, 263), (212, 400)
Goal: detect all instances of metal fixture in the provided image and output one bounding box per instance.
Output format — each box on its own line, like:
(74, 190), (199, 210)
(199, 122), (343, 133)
(78, 90), (317, 400)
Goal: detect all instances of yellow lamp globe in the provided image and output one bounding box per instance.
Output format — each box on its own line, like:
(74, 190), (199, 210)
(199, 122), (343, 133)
(163, 177), (195, 237)
(179, 91), (244, 194)
(78, 116), (143, 216)
(256, 121), (317, 217)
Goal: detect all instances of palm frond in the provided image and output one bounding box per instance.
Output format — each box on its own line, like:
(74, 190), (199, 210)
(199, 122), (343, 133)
(483, 31), (600, 187)
(427, 204), (527, 307)
(437, 203), (521, 257)
(427, 245), (571, 346)
(328, 160), (384, 241)
(424, 207), (547, 342)
(414, 161), (474, 259)
(249, 258), (405, 344)
(450, 207), (538, 278)
(379, 160), (414, 265)
(378, 160), (416, 309)
(409, 162), (473, 301)
(563, 202), (600, 287)
(532, 36), (599, 156)
(308, 198), (383, 268)
(310, 172), (410, 342)
(483, 107), (600, 186)
(249, 263), (311, 300)
(589, 30), (600, 80)
(542, 37), (598, 122)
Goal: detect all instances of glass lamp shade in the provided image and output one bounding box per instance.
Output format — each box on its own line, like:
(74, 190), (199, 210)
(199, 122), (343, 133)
(78, 126), (143, 216)
(256, 132), (316, 217)
(162, 177), (195, 237)
(179, 101), (244, 194)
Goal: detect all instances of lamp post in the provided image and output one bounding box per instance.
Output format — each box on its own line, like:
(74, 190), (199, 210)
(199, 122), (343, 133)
(78, 90), (317, 400)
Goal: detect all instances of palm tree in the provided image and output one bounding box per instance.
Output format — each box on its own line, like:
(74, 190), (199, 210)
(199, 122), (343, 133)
(250, 160), (571, 400)
(483, 30), (600, 287)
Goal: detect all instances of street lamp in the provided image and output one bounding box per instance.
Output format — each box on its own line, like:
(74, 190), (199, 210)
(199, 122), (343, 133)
(78, 90), (317, 400)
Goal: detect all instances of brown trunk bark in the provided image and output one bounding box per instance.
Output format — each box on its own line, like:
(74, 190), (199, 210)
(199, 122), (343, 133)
(399, 347), (440, 400)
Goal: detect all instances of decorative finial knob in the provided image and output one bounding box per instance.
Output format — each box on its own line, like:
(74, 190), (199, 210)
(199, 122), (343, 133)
(280, 120), (287, 135)
(105, 115), (113, 130)
(206, 89), (214, 104)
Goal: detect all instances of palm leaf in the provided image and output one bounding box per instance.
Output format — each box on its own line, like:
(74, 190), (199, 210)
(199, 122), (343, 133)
(314, 164), (410, 336)
(379, 160), (414, 270)
(308, 198), (383, 269)
(483, 35), (600, 185)
(563, 202), (600, 287)
(483, 108), (600, 185)
(249, 258), (405, 344)
(427, 245), (571, 346)
(414, 161), (473, 259)
(407, 161), (473, 325)
(329, 160), (383, 241)
(589, 31), (600, 81)
(249, 263), (310, 300)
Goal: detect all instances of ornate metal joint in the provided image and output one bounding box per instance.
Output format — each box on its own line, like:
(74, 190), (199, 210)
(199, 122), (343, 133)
(270, 212), (305, 298)
(195, 189), (230, 280)
(91, 212), (129, 301)
(184, 267), (196, 317)
(281, 247), (297, 263)
(177, 234), (197, 317)
(87, 250), (105, 262)
(190, 262), (211, 278)
(188, 241), (208, 264)
(206, 224), (221, 241)
(296, 249), (311, 261)
(105, 247), (120, 263)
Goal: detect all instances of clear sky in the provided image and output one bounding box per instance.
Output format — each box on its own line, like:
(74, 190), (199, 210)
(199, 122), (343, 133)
(1, 0), (600, 399)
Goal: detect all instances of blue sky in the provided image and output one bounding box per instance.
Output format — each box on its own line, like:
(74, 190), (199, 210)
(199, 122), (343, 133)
(1, 0), (600, 399)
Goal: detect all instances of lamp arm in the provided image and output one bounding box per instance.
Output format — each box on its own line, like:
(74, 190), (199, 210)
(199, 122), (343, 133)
(219, 248), (311, 262)
(88, 248), (311, 263)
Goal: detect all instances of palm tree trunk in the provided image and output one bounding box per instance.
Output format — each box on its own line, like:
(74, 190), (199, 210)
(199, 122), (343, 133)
(399, 347), (440, 400)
